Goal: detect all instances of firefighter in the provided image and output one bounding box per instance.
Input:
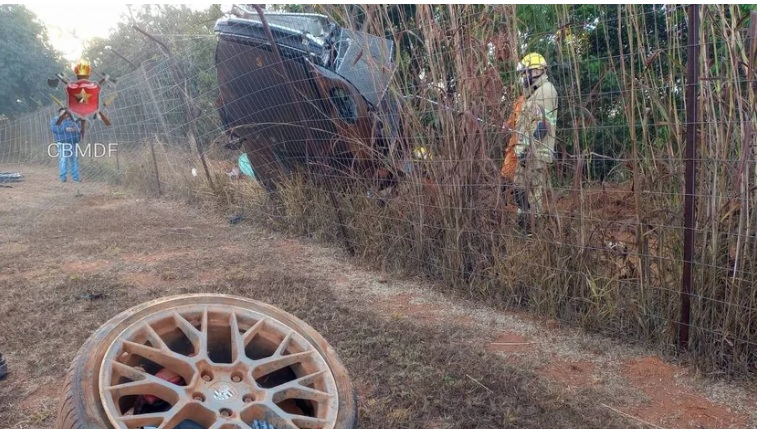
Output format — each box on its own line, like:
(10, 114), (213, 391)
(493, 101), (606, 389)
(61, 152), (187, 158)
(505, 52), (558, 235)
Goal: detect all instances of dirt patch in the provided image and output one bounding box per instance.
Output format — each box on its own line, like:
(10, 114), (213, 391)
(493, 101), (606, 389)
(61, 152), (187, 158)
(374, 292), (475, 326)
(0, 267), (54, 282)
(121, 249), (197, 264)
(620, 356), (748, 429)
(377, 293), (439, 318)
(624, 356), (679, 384)
(540, 359), (597, 390)
(18, 380), (63, 411)
(486, 331), (535, 353)
(122, 271), (173, 290)
(62, 260), (111, 274)
(80, 193), (130, 209)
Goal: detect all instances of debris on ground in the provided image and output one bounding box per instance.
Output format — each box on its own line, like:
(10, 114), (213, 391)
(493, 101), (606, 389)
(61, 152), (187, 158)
(229, 214), (245, 225)
(0, 172), (23, 183)
(226, 166), (241, 179)
(76, 291), (105, 300)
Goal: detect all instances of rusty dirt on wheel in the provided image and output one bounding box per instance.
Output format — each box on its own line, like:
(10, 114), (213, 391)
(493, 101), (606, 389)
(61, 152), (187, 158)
(55, 294), (357, 429)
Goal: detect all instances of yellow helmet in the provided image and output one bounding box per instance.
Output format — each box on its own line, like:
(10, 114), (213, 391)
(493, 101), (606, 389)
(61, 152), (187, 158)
(73, 59), (91, 78)
(517, 53), (547, 72)
(412, 146), (430, 160)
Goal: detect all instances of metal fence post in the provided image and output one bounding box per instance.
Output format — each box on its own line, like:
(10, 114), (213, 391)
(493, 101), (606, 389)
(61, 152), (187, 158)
(680, 4), (700, 350)
(150, 136), (162, 195)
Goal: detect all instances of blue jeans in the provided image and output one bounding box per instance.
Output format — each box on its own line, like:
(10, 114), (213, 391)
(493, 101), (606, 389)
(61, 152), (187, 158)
(58, 142), (79, 182)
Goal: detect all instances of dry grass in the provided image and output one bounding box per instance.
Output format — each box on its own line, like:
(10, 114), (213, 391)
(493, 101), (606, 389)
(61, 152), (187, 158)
(0, 166), (637, 429)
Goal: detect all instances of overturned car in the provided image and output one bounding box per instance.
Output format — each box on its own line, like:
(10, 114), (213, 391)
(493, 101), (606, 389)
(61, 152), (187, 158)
(214, 6), (401, 191)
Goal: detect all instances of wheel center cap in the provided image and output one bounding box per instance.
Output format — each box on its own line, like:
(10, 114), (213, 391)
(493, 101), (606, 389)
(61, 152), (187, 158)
(210, 382), (237, 401)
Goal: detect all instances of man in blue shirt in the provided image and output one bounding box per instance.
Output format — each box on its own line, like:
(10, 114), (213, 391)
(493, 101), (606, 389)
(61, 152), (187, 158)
(50, 108), (81, 182)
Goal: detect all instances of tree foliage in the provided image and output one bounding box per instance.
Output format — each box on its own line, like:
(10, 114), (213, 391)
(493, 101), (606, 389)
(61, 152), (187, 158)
(0, 5), (65, 118)
(83, 5), (223, 79)
(81, 5), (225, 144)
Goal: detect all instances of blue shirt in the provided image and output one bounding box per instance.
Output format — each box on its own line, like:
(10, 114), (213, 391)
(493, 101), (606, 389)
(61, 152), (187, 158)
(50, 116), (81, 144)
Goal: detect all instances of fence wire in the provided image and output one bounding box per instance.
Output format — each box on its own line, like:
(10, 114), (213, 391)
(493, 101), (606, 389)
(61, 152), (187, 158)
(1, 4), (757, 379)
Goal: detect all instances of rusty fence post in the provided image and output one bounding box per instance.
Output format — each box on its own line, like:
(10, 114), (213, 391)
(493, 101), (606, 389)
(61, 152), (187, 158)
(748, 12), (757, 241)
(680, 4), (700, 350)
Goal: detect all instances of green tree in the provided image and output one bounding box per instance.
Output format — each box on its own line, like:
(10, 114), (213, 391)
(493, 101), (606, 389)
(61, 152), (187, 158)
(81, 5), (225, 144)
(83, 5), (223, 78)
(0, 5), (65, 118)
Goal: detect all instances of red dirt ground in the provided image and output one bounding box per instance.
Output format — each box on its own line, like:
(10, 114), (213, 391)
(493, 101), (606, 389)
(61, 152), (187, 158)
(620, 357), (748, 429)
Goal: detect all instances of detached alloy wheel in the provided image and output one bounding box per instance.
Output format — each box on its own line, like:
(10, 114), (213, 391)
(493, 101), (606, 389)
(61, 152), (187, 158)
(55, 294), (357, 429)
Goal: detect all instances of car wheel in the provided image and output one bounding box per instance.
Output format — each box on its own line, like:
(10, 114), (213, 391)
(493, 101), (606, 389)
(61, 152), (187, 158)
(55, 294), (357, 429)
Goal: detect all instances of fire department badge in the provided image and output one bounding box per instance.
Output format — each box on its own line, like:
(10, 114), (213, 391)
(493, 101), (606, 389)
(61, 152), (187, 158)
(49, 58), (116, 130)
(66, 79), (101, 120)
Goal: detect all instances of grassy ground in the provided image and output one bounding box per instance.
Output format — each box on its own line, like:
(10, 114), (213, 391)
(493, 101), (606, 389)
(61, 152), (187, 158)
(0, 164), (754, 429)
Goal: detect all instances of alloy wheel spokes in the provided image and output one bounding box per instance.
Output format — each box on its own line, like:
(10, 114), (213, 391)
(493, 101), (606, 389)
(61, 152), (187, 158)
(171, 309), (206, 357)
(119, 340), (197, 383)
(106, 361), (185, 402)
(99, 304), (340, 429)
(153, 402), (209, 429)
(113, 412), (167, 427)
(230, 312), (267, 364)
(272, 382), (334, 404)
(252, 350), (316, 380)
(112, 399), (202, 429)
(289, 415), (331, 429)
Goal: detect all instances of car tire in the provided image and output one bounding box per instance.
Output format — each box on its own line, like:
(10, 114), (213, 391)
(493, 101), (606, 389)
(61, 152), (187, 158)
(55, 294), (357, 429)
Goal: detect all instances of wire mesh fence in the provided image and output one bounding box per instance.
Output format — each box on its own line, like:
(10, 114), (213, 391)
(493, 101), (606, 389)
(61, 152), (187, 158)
(2, 4), (757, 379)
